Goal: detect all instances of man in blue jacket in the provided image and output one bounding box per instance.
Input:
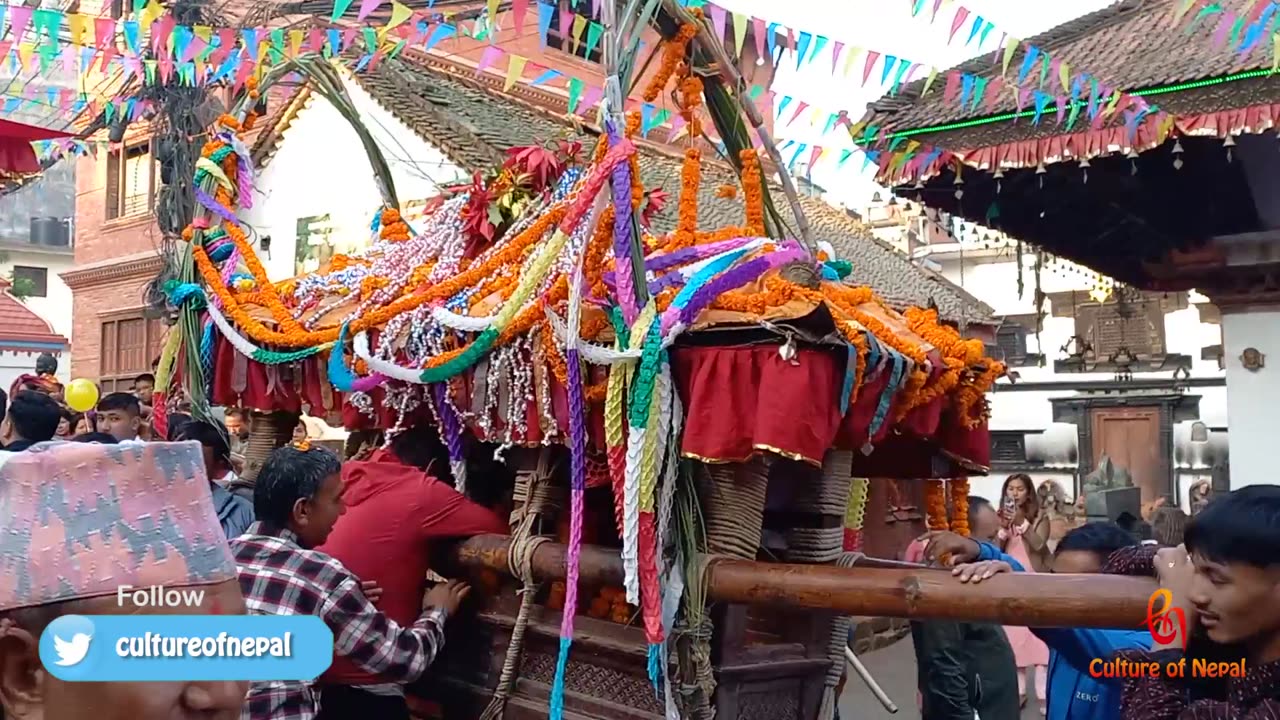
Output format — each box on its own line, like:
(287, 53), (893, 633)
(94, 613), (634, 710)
(920, 522), (1152, 720)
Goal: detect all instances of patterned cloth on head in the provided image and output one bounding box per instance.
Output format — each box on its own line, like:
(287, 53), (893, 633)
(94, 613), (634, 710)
(0, 440), (238, 612)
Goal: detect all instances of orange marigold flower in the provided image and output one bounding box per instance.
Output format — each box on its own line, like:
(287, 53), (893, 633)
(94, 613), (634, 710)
(716, 185), (737, 199)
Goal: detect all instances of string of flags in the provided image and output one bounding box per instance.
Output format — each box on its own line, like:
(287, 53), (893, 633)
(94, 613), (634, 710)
(1171, 0), (1280, 68)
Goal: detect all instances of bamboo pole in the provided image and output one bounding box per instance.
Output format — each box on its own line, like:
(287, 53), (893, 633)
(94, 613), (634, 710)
(448, 534), (1158, 629)
(660, 0), (817, 254)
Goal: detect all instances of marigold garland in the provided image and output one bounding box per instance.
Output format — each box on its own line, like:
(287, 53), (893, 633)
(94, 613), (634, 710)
(740, 149), (766, 236)
(949, 477), (970, 537)
(925, 479), (949, 532)
(715, 185), (737, 199)
(664, 148), (701, 251)
(379, 207), (411, 242)
(640, 17), (700, 103)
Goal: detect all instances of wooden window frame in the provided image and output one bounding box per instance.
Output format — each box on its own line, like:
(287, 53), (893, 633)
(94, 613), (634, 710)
(98, 309), (165, 394)
(11, 265), (48, 298)
(105, 139), (159, 222)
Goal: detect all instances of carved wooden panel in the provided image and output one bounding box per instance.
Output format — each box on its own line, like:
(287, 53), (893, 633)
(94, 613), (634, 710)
(735, 688), (802, 720)
(1074, 299), (1165, 358)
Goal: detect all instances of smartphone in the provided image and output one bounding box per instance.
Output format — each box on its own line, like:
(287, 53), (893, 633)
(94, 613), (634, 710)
(1003, 495), (1017, 514)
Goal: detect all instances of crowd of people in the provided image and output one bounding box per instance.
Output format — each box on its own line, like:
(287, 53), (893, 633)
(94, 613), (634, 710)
(907, 473), (1279, 720)
(0, 359), (1276, 720)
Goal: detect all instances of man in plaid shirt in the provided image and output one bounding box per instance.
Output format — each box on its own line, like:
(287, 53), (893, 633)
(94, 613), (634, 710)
(232, 442), (470, 720)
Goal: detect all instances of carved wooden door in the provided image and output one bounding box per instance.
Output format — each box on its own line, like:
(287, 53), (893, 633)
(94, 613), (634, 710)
(1090, 407), (1165, 504)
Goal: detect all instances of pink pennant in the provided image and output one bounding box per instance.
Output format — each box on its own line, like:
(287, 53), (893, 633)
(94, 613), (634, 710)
(592, 0), (601, 18)
(667, 114), (687, 141)
(788, 100), (809, 126)
(984, 76), (1005, 111)
(7, 7), (33, 45)
(357, 0), (385, 21)
(211, 28), (236, 64)
(949, 7), (970, 44)
(992, 32), (1006, 62)
(904, 62), (922, 83)
(861, 50), (880, 86)
(786, 27), (795, 50)
(182, 36), (208, 64)
(1211, 12), (1234, 48)
(708, 4), (727, 42)
(476, 45), (502, 74)
(756, 90), (775, 117)
(511, 0), (529, 35)
(151, 16), (175, 54)
(1055, 95), (1067, 124)
(559, 7), (572, 38)
(831, 40), (844, 74)
(341, 28), (358, 49)
(752, 17), (766, 62)
(580, 85), (603, 113)
(307, 28), (326, 52)
(809, 145), (823, 168)
(943, 71), (961, 104)
(233, 56), (254, 92)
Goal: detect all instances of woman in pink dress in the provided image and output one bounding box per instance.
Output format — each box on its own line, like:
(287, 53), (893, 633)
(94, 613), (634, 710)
(999, 473), (1051, 714)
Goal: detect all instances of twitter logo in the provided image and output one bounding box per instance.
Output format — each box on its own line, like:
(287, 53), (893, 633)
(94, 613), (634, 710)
(40, 615), (96, 680)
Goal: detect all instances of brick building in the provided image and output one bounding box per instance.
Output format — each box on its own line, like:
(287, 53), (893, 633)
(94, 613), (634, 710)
(65, 2), (783, 384)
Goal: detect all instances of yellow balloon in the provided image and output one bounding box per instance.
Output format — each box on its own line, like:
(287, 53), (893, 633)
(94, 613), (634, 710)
(65, 378), (100, 413)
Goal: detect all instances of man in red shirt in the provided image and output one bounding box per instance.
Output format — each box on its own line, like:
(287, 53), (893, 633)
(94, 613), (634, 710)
(317, 426), (508, 718)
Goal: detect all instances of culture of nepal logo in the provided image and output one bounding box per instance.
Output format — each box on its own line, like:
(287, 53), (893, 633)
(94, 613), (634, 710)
(1088, 589), (1244, 680)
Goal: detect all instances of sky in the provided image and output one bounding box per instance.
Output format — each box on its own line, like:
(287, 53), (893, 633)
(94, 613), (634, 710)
(714, 0), (1118, 210)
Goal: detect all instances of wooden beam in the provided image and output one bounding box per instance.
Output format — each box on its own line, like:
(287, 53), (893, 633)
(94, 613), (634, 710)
(448, 535), (1156, 629)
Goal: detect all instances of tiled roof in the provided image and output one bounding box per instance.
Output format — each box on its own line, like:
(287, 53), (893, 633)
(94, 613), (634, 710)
(860, 0), (1280, 138)
(275, 56), (994, 323)
(0, 278), (67, 348)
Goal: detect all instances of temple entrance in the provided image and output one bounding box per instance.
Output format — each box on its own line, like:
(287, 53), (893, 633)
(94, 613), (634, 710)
(1090, 407), (1162, 504)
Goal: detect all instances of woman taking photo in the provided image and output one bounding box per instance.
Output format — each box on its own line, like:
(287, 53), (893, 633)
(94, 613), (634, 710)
(1000, 473), (1051, 714)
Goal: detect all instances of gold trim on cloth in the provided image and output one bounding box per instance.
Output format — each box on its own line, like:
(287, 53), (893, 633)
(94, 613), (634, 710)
(681, 443), (823, 468)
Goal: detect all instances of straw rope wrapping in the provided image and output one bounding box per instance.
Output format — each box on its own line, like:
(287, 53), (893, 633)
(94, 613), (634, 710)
(816, 552), (863, 720)
(479, 460), (557, 720)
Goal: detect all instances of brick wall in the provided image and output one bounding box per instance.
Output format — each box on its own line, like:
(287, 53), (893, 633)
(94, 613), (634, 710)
(66, 273), (153, 380)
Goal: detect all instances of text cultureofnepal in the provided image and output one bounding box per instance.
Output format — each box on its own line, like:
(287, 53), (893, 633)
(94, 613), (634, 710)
(116, 632), (293, 658)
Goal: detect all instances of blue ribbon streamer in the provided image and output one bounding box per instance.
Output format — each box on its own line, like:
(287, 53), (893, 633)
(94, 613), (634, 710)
(327, 322), (358, 392)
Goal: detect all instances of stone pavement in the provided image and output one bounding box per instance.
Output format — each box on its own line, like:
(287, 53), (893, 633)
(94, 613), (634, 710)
(838, 633), (1044, 720)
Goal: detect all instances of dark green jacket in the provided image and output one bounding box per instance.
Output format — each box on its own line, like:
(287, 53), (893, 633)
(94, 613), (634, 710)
(910, 620), (1021, 720)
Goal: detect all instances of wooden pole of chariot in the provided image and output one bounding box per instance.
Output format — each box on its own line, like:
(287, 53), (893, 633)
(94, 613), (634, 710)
(447, 534), (1158, 629)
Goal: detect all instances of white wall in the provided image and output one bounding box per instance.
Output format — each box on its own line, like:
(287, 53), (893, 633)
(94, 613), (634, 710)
(241, 72), (467, 282)
(0, 249), (74, 340)
(1221, 308), (1280, 490)
(925, 244), (1227, 509)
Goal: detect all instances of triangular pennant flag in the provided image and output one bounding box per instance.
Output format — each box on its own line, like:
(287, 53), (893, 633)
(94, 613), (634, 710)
(1273, 31), (1280, 72)
(841, 45), (860, 77)
(881, 55), (897, 85)
(788, 100), (809, 126)
(330, 0), (356, 21)
(357, 0), (384, 21)
(891, 58), (912, 94)
(509, 0), (530, 35)
(385, 2), (413, 33)
(862, 50), (880, 86)
(529, 67), (560, 86)
(580, 85), (603, 114)
(766, 22), (778, 61)
(809, 144), (823, 168)
(795, 31), (812, 69)
(753, 17), (766, 63)
(1039, 53), (1050, 88)
(503, 54), (528, 90)
(425, 23), (455, 50)
(486, 0), (500, 26)
(966, 15), (983, 45)
(1032, 90), (1050, 124)
(476, 44), (502, 73)
(585, 21), (603, 58)
(831, 40), (844, 74)
(667, 114), (687, 142)
(558, 6), (572, 39)
(567, 76), (584, 113)
(1001, 37), (1019, 76)
(922, 66), (940, 94)
(123, 21), (140, 54)
(809, 35), (828, 64)
(979, 20), (994, 47)
(777, 95), (792, 116)
(1017, 45), (1041, 85)
(788, 143), (805, 169)
(571, 14), (586, 54)
(949, 7), (970, 43)
(959, 74), (974, 106)
(708, 4), (727, 43)
(821, 113), (839, 135)
(731, 12), (747, 57)
(1055, 94), (1067, 124)
(537, 2), (554, 47)
(943, 71), (961, 104)
(640, 103), (655, 134)
(837, 148), (854, 168)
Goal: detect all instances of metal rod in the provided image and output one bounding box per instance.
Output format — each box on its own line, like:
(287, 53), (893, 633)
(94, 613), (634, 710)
(447, 535), (1158, 628)
(845, 647), (899, 714)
